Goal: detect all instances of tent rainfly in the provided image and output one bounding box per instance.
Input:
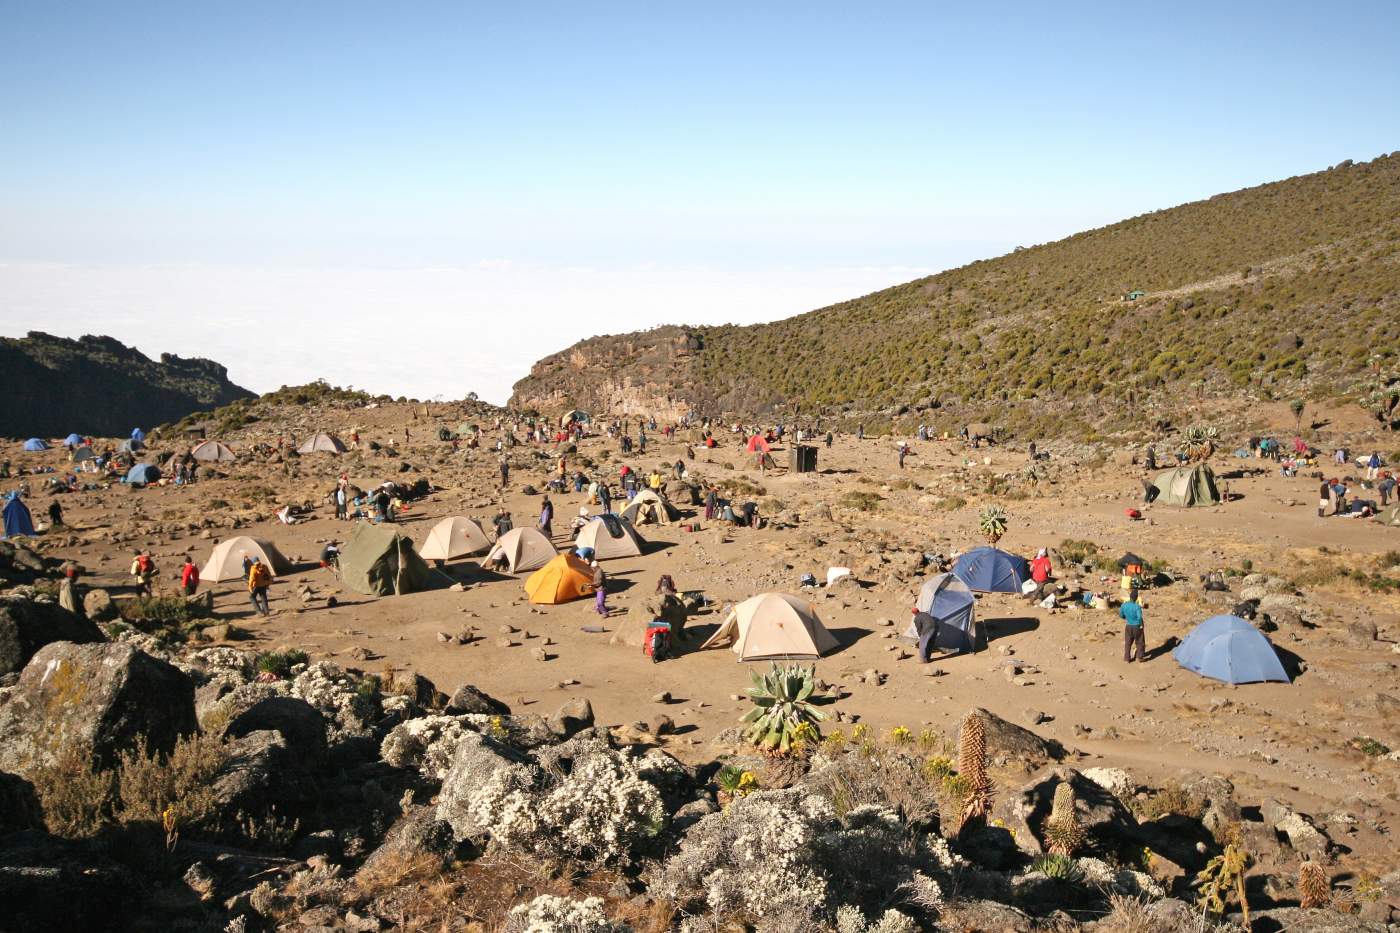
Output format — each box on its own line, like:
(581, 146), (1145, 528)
(484, 527), (556, 573)
(419, 516), (491, 561)
(1150, 464), (1220, 507)
(63, 433), (84, 448)
(524, 552), (595, 605)
(125, 463), (161, 485)
(201, 536), (291, 582)
(297, 433), (348, 454)
(190, 440), (237, 462)
(22, 438), (47, 452)
(619, 488), (678, 525)
(953, 547), (1030, 593)
(700, 593), (839, 661)
(574, 514), (645, 560)
(903, 572), (980, 654)
(2, 496), (34, 538)
(745, 435), (772, 454)
(339, 522), (434, 596)
(1173, 615), (1290, 684)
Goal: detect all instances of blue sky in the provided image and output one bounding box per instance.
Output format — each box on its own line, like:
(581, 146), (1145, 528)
(2, 1), (1397, 401)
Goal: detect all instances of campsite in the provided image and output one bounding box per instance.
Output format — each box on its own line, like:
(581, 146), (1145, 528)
(3, 386), (1398, 929)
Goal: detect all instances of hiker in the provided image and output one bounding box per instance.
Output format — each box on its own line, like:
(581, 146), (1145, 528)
(372, 487), (392, 523)
(704, 486), (718, 521)
(335, 484), (347, 519)
(740, 501), (759, 528)
(1367, 452), (1382, 480)
(857, 424), (864, 440)
(592, 562), (609, 616)
(1318, 478), (1332, 518)
(911, 607), (941, 663)
(656, 573), (677, 596)
(571, 507), (591, 538)
(498, 457), (510, 489)
(1144, 446), (1157, 471)
(493, 508), (513, 538)
(1028, 440), (1037, 460)
(1331, 478), (1348, 514)
(180, 556), (199, 596)
(1121, 589), (1145, 663)
(130, 551), (157, 596)
(573, 470), (587, 493)
(47, 498), (63, 527)
(599, 482), (613, 515)
(897, 442), (910, 469)
(648, 469), (663, 491)
(1379, 471), (1396, 506)
(248, 556), (272, 616)
(59, 564), (83, 617)
(673, 459), (685, 481)
(321, 541), (340, 570)
(1031, 548), (1053, 585)
(538, 496), (554, 538)
(825, 431), (833, 448)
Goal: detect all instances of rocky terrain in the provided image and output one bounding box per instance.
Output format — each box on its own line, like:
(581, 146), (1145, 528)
(0, 331), (253, 438)
(1, 383), (1398, 931)
(512, 155), (1400, 437)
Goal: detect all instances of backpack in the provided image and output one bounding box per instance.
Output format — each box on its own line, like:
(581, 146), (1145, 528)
(643, 621), (672, 663)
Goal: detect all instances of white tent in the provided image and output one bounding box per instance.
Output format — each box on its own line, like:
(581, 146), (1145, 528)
(419, 516), (491, 561)
(201, 536), (290, 582)
(297, 433), (347, 454)
(190, 440), (237, 462)
(575, 515), (645, 560)
(484, 527), (556, 573)
(700, 593), (839, 661)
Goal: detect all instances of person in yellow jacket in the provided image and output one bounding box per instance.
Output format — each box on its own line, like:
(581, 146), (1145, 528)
(648, 470), (663, 491)
(247, 556), (273, 616)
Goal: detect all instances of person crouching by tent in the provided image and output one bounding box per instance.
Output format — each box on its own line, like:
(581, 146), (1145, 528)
(1121, 589), (1145, 663)
(130, 551), (158, 596)
(180, 556), (200, 596)
(248, 556), (272, 616)
(592, 562), (609, 617)
(1380, 471), (1396, 506)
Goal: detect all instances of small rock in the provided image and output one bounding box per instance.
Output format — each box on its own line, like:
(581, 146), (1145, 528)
(495, 637), (517, 648)
(437, 632), (452, 643)
(652, 691), (672, 704)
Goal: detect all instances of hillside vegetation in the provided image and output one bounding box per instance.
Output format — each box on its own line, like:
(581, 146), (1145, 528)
(0, 332), (254, 438)
(514, 154), (1400, 434)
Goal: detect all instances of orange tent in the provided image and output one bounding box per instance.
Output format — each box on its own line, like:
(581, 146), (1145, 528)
(745, 435), (771, 454)
(524, 553), (595, 605)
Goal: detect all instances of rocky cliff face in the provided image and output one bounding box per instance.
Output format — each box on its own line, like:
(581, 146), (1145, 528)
(510, 326), (708, 421)
(0, 332), (254, 438)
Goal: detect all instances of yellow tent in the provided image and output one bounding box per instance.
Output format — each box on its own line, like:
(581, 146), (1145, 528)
(419, 516), (491, 561)
(524, 553), (595, 605)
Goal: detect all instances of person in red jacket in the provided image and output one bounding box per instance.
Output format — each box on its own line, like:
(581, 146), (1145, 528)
(1030, 548), (1053, 585)
(180, 556), (200, 596)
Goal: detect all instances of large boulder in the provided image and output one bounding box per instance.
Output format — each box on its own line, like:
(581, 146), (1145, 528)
(996, 767), (1140, 858)
(435, 732), (531, 842)
(226, 696), (328, 763)
(444, 683), (510, 716)
(211, 730), (316, 815)
(0, 598), (104, 675)
(356, 805), (456, 880)
(0, 642), (196, 778)
(961, 707), (1065, 774)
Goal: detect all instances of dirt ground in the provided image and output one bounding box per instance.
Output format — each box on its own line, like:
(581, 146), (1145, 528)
(21, 400), (1400, 877)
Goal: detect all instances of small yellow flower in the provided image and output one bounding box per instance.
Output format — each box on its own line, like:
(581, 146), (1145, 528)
(889, 726), (913, 746)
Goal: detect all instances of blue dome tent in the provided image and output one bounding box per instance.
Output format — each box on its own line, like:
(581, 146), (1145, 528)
(1173, 615), (1290, 685)
(22, 438), (48, 452)
(126, 463), (161, 486)
(2, 495), (34, 538)
(953, 547), (1030, 594)
(130, 427), (145, 442)
(904, 572), (981, 653)
(63, 433), (84, 448)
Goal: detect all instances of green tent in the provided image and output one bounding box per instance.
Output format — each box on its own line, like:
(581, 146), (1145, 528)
(340, 522), (435, 596)
(1151, 464), (1221, 507)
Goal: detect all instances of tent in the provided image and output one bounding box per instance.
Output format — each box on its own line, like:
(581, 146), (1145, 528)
(524, 552), (595, 605)
(339, 522), (434, 596)
(71, 446), (96, 463)
(419, 516), (491, 561)
(620, 488), (678, 525)
(953, 547), (1030, 593)
(130, 428), (145, 442)
(575, 514), (645, 560)
(119, 438), (144, 454)
(297, 433), (348, 454)
(190, 440), (237, 462)
(125, 463), (161, 485)
(700, 593), (839, 661)
(2, 495), (34, 538)
(903, 572), (980, 653)
(560, 410), (591, 426)
(455, 421), (478, 437)
(1150, 464), (1220, 507)
(485, 527), (556, 573)
(63, 433), (83, 448)
(201, 536), (290, 582)
(1173, 615), (1290, 685)
(1374, 505), (1400, 527)
(1117, 552), (1147, 571)
(22, 438), (48, 452)
(745, 435), (771, 454)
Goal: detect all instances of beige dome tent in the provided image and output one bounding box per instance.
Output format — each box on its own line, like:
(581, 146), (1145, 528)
(190, 440), (237, 462)
(700, 593), (839, 661)
(484, 527), (556, 573)
(297, 432), (347, 454)
(419, 516), (491, 561)
(575, 514), (645, 560)
(619, 488), (678, 525)
(201, 536), (291, 582)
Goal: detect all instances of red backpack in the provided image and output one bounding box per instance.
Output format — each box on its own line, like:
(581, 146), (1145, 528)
(643, 621), (672, 663)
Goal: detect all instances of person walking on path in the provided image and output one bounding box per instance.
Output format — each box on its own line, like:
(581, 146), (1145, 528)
(592, 562), (609, 616)
(538, 496), (554, 539)
(180, 556), (200, 596)
(248, 556), (272, 616)
(1367, 451), (1382, 480)
(131, 551), (158, 597)
(1121, 589), (1145, 663)
(499, 457), (510, 490)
